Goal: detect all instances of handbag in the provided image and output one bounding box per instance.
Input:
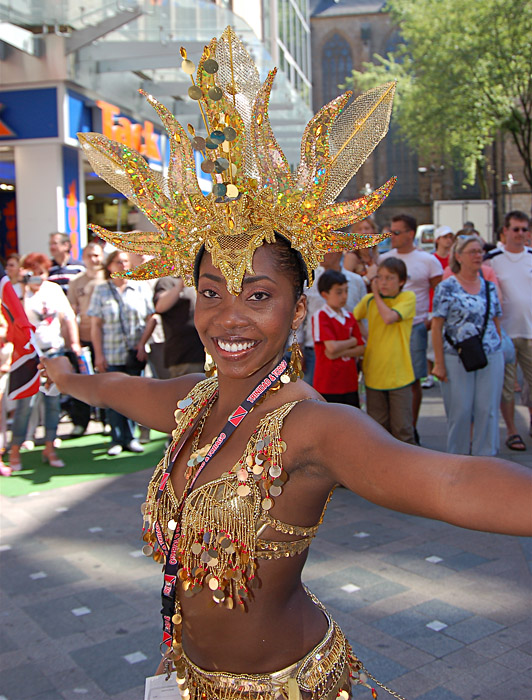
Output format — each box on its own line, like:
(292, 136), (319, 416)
(107, 282), (147, 372)
(444, 278), (490, 372)
(125, 348), (147, 372)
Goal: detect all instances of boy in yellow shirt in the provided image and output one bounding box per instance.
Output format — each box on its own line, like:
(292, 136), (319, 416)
(354, 258), (416, 443)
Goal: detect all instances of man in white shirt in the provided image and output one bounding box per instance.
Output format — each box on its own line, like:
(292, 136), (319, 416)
(381, 214), (443, 443)
(485, 210), (532, 451)
(303, 252), (366, 384)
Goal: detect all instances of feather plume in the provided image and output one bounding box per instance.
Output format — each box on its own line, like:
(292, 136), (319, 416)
(322, 81), (396, 204)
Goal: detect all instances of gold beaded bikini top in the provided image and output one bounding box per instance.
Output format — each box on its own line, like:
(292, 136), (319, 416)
(142, 378), (334, 606)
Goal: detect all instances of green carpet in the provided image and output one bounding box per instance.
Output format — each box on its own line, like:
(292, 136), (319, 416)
(0, 432), (167, 498)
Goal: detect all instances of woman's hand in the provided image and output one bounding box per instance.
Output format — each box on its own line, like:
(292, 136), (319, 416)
(135, 342), (148, 363)
(432, 362), (447, 382)
(40, 356), (75, 393)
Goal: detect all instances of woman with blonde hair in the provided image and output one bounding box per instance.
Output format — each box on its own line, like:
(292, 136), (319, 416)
(432, 236), (504, 455)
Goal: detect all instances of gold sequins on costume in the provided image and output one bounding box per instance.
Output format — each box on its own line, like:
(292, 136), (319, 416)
(77, 26), (395, 295)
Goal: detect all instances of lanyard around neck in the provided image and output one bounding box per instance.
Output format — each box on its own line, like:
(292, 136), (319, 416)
(157, 356), (288, 650)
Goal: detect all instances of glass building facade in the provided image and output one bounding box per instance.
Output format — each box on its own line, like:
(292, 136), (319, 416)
(276, 0), (312, 107)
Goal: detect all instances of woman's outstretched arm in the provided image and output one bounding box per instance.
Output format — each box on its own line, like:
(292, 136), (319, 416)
(41, 356), (203, 434)
(308, 402), (532, 537)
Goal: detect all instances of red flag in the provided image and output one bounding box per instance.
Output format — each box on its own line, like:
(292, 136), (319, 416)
(0, 266), (40, 399)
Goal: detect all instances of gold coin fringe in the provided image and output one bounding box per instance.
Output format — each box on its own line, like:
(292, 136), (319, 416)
(142, 378), (323, 607)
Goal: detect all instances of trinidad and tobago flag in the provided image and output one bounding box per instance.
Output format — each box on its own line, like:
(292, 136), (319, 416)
(0, 263), (40, 400)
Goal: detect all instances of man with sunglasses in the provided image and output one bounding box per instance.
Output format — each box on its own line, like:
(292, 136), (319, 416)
(380, 214), (443, 443)
(485, 211), (532, 451)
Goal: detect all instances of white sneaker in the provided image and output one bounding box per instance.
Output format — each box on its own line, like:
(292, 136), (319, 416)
(107, 444), (123, 456)
(70, 425), (85, 437)
(21, 440), (35, 451)
(126, 439), (144, 453)
(421, 376), (435, 389)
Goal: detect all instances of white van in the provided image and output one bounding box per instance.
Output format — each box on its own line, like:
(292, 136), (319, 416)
(415, 224), (435, 251)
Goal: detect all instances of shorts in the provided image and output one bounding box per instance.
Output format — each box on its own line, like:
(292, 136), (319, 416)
(171, 590), (377, 700)
(502, 337), (532, 404)
(410, 322), (428, 380)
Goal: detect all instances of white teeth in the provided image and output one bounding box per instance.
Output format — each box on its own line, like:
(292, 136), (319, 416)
(217, 340), (255, 353)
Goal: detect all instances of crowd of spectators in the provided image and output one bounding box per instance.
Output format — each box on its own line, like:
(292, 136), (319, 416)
(0, 233), (203, 475)
(309, 209), (531, 456)
(0, 209), (530, 476)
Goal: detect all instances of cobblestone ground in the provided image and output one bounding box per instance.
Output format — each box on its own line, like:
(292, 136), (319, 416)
(1, 389), (531, 700)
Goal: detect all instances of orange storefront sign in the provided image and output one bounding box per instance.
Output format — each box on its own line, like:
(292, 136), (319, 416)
(96, 99), (162, 162)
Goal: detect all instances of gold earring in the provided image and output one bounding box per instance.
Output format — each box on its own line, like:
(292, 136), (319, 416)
(286, 330), (304, 383)
(204, 348), (217, 377)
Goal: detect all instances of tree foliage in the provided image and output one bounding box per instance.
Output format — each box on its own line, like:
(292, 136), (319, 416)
(344, 0), (532, 191)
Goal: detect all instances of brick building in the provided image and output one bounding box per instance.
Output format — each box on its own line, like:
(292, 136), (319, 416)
(310, 0), (531, 232)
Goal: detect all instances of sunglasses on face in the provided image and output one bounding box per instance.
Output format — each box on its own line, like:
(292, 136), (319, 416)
(509, 226), (529, 233)
(390, 229), (409, 236)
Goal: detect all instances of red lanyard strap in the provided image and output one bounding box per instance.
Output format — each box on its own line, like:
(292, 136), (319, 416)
(159, 358), (288, 649)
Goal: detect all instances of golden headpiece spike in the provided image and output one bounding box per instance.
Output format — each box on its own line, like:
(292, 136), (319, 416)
(78, 26), (396, 294)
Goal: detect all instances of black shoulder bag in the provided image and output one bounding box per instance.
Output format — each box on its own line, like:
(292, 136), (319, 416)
(107, 282), (147, 372)
(444, 278), (490, 372)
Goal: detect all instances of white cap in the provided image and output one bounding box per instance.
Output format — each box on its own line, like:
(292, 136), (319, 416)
(435, 225), (453, 240)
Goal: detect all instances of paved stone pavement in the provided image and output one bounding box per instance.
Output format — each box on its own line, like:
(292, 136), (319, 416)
(0, 388), (531, 700)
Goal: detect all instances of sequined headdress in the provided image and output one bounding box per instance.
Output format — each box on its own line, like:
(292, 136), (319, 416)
(79, 26), (396, 294)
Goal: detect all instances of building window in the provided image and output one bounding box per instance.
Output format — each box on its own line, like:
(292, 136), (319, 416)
(277, 0), (312, 106)
(322, 34), (353, 104)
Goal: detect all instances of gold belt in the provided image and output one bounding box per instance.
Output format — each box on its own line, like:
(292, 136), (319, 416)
(179, 622), (350, 699)
(173, 590), (376, 700)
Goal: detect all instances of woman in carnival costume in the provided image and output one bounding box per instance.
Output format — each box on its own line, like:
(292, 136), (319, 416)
(42, 28), (531, 700)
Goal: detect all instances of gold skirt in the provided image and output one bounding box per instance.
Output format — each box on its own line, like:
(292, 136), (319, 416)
(173, 592), (375, 700)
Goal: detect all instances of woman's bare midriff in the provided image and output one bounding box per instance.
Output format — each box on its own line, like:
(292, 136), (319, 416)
(179, 550), (329, 673)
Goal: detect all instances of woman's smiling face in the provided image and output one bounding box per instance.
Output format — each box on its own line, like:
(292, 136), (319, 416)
(195, 243), (306, 380)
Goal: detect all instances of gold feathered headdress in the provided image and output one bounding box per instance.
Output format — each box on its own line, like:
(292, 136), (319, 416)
(78, 26), (396, 294)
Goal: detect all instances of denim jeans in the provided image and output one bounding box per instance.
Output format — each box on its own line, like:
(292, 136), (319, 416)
(106, 364), (141, 446)
(12, 391), (61, 445)
(440, 350), (504, 456)
(410, 322), (428, 380)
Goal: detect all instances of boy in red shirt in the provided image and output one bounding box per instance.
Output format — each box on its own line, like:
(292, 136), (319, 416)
(311, 269), (365, 407)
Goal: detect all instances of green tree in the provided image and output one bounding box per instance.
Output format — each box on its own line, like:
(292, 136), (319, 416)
(344, 0), (532, 194)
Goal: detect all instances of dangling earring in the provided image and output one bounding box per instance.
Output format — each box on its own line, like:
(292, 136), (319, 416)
(204, 348), (217, 378)
(286, 330), (304, 383)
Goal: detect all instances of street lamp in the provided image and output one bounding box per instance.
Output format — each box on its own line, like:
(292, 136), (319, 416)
(418, 165), (433, 203)
(501, 173), (519, 210)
